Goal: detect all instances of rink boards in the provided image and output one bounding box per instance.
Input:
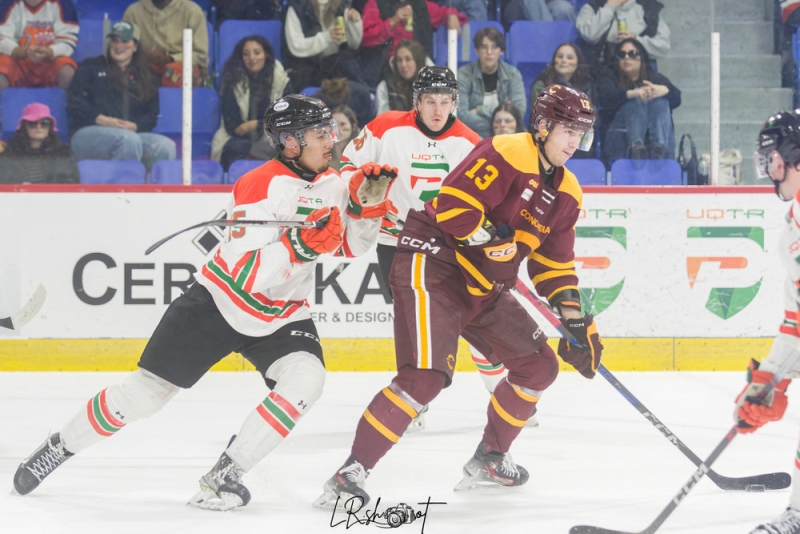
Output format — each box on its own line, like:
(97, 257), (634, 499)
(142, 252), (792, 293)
(0, 184), (786, 371)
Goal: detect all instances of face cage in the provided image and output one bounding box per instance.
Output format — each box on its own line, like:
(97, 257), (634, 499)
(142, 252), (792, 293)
(280, 119), (341, 148)
(535, 116), (595, 151)
(412, 89), (459, 110)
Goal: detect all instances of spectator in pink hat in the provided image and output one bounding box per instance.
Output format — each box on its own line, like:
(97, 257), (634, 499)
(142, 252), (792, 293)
(0, 102), (78, 183)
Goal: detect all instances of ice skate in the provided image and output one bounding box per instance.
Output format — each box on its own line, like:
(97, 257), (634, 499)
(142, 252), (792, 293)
(454, 441), (529, 491)
(313, 456), (370, 511)
(405, 404), (429, 433)
(13, 432), (74, 495)
(750, 508), (800, 534)
(188, 451), (250, 511)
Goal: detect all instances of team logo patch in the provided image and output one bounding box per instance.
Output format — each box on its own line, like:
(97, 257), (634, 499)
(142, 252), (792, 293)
(446, 354), (455, 370)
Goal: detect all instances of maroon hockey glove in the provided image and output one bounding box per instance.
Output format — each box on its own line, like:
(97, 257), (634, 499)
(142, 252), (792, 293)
(734, 358), (791, 434)
(557, 314), (603, 379)
(465, 221), (522, 289)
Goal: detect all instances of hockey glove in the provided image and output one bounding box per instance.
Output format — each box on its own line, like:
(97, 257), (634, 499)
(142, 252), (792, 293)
(557, 314), (603, 379)
(281, 206), (344, 263)
(734, 358), (791, 434)
(347, 163), (398, 219)
(465, 219), (521, 288)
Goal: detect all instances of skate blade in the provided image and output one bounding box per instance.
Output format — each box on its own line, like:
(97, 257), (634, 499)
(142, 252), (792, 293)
(188, 488), (244, 511)
(525, 415), (539, 428)
(405, 419), (426, 433)
(312, 490), (366, 512)
(453, 474), (522, 492)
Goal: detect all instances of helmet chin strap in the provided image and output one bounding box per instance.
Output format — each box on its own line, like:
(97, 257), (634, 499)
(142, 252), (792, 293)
(534, 131), (555, 170)
(277, 146), (319, 181)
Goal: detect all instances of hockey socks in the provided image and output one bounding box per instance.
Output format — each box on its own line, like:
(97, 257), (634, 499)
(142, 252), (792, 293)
(790, 439), (800, 511)
(471, 349), (508, 393)
(482, 379), (540, 453)
(60, 369), (179, 454)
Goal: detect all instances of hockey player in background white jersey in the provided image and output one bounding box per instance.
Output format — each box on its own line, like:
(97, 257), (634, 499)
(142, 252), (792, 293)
(12, 95), (397, 511)
(737, 110), (800, 533)
(339, 66), (537, 429)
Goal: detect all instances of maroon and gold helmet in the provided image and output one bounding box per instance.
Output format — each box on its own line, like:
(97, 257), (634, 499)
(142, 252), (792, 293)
(531, 84), (596, 151)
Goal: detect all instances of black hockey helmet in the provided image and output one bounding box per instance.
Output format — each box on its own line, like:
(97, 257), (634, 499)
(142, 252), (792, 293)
(263, 94), (340, 151)
(755, 111), (800, 198)
(412, 66), (459, 108)
(532, 84), (595, 152)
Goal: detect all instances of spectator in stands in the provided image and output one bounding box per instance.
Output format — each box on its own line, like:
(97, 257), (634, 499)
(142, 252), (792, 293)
(359, 0), (466, 87)
(502, 0), (576, 26)
(0, 102), (78, 183)
(491, 101), (525, 135)
(777, 0), (800, 87)
(0, 0), (79, 91)
(430, 0), (487, 21)
(211, 35), (290, 171)
(331, 104), (358, 168)
(67, 21), (175, 170)
(375, 39), (425, 114)
(576, 0), (670, 65)
(281, 0), (363, 93)
(123, 0), (209, 87)
(211, 0), (283, 29)
(596, 37), (680, 162)
(312, 76), (375, 129)
(531, 43), (594, 103)
(457, 26), (525, 139)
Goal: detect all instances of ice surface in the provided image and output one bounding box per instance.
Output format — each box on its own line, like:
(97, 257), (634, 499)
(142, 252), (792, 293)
(1, 371), (797, 534)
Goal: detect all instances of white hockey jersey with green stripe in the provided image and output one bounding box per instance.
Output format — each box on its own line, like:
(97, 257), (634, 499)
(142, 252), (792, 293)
(340, 110), (480, 246)
(196, 158), (380, 337)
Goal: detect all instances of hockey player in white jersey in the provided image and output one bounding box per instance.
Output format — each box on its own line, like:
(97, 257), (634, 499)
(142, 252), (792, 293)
(339, 66), (537, 429)
(12, 95), (396, 511)
(738, 110), (800, 534)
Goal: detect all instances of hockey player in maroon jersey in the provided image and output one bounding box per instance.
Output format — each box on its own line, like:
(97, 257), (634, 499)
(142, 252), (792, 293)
(12, 95), (396, 511)
(314, 84), (605, 509)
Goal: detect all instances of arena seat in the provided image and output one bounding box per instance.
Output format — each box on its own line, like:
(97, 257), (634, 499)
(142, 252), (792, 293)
(610, 158), (682, 185)
(77, 160), (146, 184)
(0, 88), (69, 143)
(150, 160), (224, 184)
(153, 88), (220, 159)
(566, 158), (607, 185)
(227, 160), (267, 184)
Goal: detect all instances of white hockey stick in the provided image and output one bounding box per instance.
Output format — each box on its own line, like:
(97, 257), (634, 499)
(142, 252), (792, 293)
(0, 284), (47, 330)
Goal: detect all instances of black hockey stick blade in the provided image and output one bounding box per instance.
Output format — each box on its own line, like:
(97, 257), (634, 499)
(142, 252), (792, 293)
(145, 218), (321, 255)
(0, 284), (47, 330)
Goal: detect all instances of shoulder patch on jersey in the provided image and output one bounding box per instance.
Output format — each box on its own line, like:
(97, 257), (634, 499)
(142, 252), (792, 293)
(491, 133), (539, 174)
(368, 110), (415, 139)
(557, 168), (583, 208)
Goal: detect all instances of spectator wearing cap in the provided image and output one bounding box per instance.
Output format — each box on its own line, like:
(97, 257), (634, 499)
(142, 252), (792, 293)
(0, 0), (79, 91)
(123, 0), (209, 87)
(0, 103), (79, 183)
(67, 21), (175, 170)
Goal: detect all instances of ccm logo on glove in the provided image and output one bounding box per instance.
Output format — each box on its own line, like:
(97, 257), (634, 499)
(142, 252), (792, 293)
(484, 241), (517, 261)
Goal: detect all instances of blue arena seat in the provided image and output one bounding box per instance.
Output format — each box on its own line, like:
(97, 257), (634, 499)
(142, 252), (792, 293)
(508, 20), (578, 96)
(566, 158), (607, 185)
(228, 160), (267, 184)
(73, 18), (105, 64)
(300, 86), (321, 96)
(610, 158), (682, 185)
(218, 20), (282, 74)
(153, 88), (220, 159)
(75, 0), (136, 20)
(433, 21), (505, 67)
(0, 88), (69, 143)
(77, 160), (146, 184)
(150, 160), (224, 184)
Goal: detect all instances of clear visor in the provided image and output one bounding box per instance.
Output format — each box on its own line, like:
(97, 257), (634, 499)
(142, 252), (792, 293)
(298, 119), (341, 147)
(577, 128), (594, 152)
(754, 149), (784, 181)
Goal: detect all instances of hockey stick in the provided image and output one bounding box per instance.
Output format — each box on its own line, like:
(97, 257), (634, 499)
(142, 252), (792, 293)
(569, 349), (800, 534)
(145, 218), (322, 255)
(0, 284), (47, 330)
(511, 279), (790, 492)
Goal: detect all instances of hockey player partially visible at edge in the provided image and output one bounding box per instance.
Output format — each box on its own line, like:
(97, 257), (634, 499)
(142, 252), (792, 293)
(341, 66), (539, 430)
(315, 85), (605, 510)
(12, 94), (397, 511)
(737, 110), (800, 534)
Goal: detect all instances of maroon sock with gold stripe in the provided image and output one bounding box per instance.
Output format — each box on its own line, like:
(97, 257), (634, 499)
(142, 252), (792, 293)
(351, 386), (417, 470)
(482, 379), (539, 453)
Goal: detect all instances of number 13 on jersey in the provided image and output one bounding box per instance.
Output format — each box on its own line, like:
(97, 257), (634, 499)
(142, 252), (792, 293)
(464, 158), (498, 190)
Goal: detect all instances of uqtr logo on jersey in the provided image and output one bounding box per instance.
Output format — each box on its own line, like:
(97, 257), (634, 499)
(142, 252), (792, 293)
(686, 226), (764, 320)
(574, 226), (626, 315)
(410, 155), (449, 202)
